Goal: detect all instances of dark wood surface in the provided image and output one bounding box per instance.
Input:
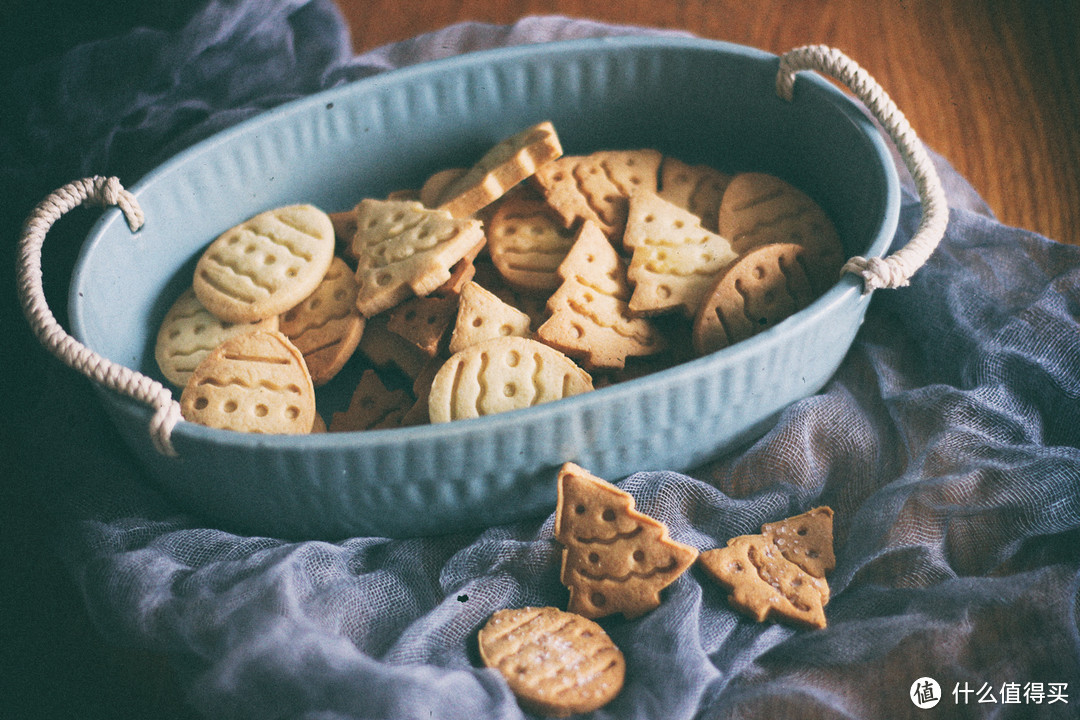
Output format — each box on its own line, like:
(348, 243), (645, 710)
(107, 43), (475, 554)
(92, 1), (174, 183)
(338, 0), (1080, 245)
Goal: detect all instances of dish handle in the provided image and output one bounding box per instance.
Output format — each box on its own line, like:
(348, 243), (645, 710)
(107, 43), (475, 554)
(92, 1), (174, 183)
(777, 45), (949, 293)
(16, 175), (183, 456)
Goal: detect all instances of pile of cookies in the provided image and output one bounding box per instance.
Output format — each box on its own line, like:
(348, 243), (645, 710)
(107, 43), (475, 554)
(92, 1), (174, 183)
(477, 462), (836, 716)
(155, 120), (844, 434)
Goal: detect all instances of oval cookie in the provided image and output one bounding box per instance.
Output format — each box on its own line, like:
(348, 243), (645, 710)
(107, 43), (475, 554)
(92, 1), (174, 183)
(427, 337), (593, 423)
(193, 204), (335, 323)
(279, 257), (365, 386)
(478, 606), (625, 717)
(180, 329), (316, 434)
(486, 190), (576, 292)
(693, 243), (817, 355)
(154, 287), (279, 389)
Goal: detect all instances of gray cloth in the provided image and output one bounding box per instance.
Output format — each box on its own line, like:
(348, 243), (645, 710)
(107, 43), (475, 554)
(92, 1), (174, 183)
(5, 2), (1079, 718)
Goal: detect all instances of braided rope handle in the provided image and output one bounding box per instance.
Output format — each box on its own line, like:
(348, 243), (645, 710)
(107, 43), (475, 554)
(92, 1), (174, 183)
(777, 45), (949, 293)
(16, 176), (182, 456)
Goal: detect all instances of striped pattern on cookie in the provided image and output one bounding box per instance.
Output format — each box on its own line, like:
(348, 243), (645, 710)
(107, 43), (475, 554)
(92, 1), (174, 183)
(155, 287), (279, 389)
(658, 156), (732, 231)
(486, 189), (577, 292)
(179, 329), (316, 434)
(193, 204), (335, 323)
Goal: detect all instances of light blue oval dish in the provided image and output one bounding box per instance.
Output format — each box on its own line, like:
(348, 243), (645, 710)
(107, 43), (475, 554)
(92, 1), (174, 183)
(69, 36), (900, 539)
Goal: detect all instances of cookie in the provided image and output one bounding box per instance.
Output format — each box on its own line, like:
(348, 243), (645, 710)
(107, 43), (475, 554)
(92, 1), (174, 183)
(698, 534), (829, 629)
(431, 236), (486, 298)
(279, 256), (365, 386)
(658, 156), (732, 231)
(554, 462), (698, 619)
(419, 167), (467, 208)
(193, 204), (335, 323)
(436, 121), (563, 218)
(716, 172), (845, 291)
(761, 506), (836, 578)
(386, 294), (458, 358)
(536, 221), (666, 370)
(154, 286), (279, 389)
(531, 149), (662, 241)
(485, 188), (577, 292)
(447, 280), (532, 355)
(478, 606), (625, 717)
(691, 242), (817, 355)
(179, 329), (316, 434)
(328, 369), (412, 432)
(350, 198), (484, 317)
(357, 313), (429, 379)
(329, 209), (359, 262)
(622, 190), (739, 316)
(427, 337), (593, 423)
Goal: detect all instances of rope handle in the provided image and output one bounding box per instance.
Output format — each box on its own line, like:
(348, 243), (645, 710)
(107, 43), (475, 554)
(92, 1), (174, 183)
(16, 176), (182, 456)
(776, 45), (949, 293)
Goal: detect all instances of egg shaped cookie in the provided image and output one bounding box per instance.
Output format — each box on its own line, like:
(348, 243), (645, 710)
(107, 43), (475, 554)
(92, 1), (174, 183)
(427, 336), (592, 422)
(180, 329), (316, 434)
(193, 204), (335, 323)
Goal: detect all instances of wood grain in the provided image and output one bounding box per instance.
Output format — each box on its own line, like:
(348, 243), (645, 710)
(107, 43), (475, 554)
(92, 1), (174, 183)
(336, 0), (1080, 245)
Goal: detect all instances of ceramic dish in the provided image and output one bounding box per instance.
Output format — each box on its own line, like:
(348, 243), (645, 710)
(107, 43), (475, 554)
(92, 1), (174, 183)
(66, 37), (906, 539)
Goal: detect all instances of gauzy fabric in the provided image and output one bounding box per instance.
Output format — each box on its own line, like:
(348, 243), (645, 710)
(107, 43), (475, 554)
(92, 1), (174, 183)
(3, 2), (1079, 718)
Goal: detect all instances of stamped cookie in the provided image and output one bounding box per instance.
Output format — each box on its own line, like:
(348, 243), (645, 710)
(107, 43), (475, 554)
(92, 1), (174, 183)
(531, 149), (662, 241)
(692, 242), (817, 355)
(179, 329), (316, 434)
(447, 280), (532, 355)
(386, 294), (458, 358)
(436, 121), (563, 218)
(536, 221), (666, 370)
(357, 313), (429, 379)
(717, 172), (844, 291)
(328, 369), (413, 432)
(478, 606), (625, 717)
(555, 462), (698, 619)
(427, 337), (592, 423)
(155, 287), (279, 389)
(658, 156), (732, 231)
(279, 256), (365, 386)
(762, 506), (836, 578)
(622, 190), (739, 316)
(698, 534), (830, 629)
(193, 204), (335, 323)
(351, 198), (485, 317)
(485, 188), (577, 292)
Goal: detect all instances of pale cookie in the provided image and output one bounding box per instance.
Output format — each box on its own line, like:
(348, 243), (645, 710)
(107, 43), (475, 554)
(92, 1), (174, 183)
(155, 287), (279, 389)
(193, 204), (335, 323)
(436, 121), (563, 218)
(350, 198), (484, 317)
(419, 167), (467, 208)
(485, 188), (577, 292)
(536, 221), (666, 370)
(329, 369), (412, 432)
(386, 294), (458, 358)
(658, 156), (732, 231)
(279, 256), (365, 386)
(622, 190), (739, 316)
(427, 337), (592, 423)
(698, 534), (829, 629)
(447, 280), (532, 355)
(717, 172), (844, 291)
(555, 462), (698, 619)
(179, 329), (315, 434)
(761, 506), (836, 578)
(531, 149), (662, 241)
(692, 243), (817, 355)
(478, 606), (625, 718)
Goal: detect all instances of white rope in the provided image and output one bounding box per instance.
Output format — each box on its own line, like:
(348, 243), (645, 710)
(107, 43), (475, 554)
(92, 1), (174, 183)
(776, 45), (949, 293)
(16, 176), (182, 456)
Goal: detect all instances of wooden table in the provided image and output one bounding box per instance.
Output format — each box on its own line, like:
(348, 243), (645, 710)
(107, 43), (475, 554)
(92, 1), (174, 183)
(337, 0), (1080, 246)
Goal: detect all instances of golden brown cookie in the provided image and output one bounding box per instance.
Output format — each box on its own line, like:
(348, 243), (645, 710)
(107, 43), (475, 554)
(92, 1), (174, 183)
(385, 294), (458, 358)
(658, 156), (732, 231)
(279, 256), (365, 386)
(328, 369), (412, 432)
(622, 190), (739, 316)
(179, 329), (316, 434)
(193, 204), (336, 323)
(350, 198), (484, 317)
(427, 337), (592, 423)
(485, 187), (578, 292)
(357, 313), (429, 379)
(554, 462), (698, 619)
(691, 242), (817, 355)
(536, 221), (666, 370)
(154, 286), (279, 389)
(436, 121), (563, 218)
(762, 506), (836, 578)
(447, 280), (532, 355)
(478, 606), (625, 718)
